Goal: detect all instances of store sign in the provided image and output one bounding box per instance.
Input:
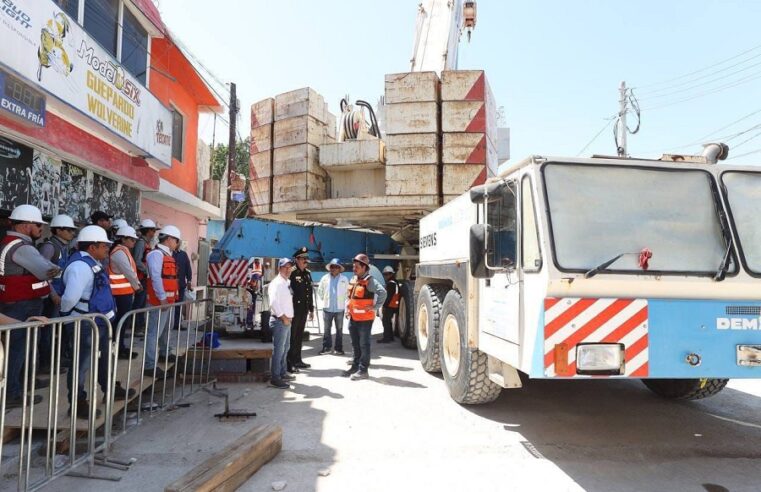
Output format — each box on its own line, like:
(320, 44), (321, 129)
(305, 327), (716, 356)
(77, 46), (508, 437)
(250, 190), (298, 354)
(0, 1), (172, 166)
(0, 66), (45, 126)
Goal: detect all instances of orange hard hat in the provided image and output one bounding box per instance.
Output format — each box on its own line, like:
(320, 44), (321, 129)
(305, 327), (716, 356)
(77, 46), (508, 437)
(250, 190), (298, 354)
(353, 253), (370, 266)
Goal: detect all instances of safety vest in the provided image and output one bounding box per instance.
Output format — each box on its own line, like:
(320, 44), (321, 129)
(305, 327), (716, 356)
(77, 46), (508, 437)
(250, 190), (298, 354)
(61, 252), (115, 321)
(386, 280), (400, 309)
(108, 244), (137, 296)
(251, 262), (263, 276)
(41, 235), (70, 296)
(146, 248), (178, 306)
(348, 274), (375, 321)
(0, 234), (51, 302)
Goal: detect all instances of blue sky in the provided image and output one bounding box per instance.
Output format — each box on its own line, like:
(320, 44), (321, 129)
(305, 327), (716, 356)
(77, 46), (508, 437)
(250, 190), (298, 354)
(158, 0), (761, 165)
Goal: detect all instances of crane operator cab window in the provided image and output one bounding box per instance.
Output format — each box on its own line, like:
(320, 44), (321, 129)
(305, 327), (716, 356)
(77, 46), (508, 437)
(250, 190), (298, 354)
(486, 181), (518, 269)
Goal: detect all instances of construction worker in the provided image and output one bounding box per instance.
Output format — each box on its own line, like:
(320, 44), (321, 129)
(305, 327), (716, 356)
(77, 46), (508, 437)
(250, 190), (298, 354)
(317, 258), (348, 355)
(287, 247), (314, 372)
(245, 258), (263, 329)
(342, 253), (386, 380)
(143, 225), (181, 379)
(268, 258), (296, 389)
(61, 225), (135, 419)
(37, 214), (77, 372)
(0, 205), (60, 408)
(378, 265), (400, 343)
(172, 244), (193, 331)
(109, 226), (141, 359)
(131, 219), (156, 324)
(90, 210), (113, 237)
(111, 218), (128, 237)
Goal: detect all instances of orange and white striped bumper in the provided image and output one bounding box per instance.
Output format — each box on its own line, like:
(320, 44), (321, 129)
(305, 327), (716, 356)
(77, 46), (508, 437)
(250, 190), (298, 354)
(543, 297), (649, 378)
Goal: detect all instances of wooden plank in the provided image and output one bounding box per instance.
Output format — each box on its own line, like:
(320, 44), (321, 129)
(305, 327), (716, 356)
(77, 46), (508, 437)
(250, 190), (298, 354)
(273, 144), (326, 176)
(384, 102), (439, 135)
(442, 101), (497, 146)
(250, 151), (271, 179)
(250, 98), (274, 129)
(384, 71), (440, 104)
(249, 178), (271, 210)
(273, 116), (327, 149)
(272, 172), (327, 202)
(385, 165), (438, 196)
(185, 348), (272, 360)
(165, 424), (282, 492)
(319, 140), (385, 171)
(250, 124), (272, 153)
(442, 163), (488, 195)
(329, 169), (385, 199)
(2, 426), (19, 444)
(441, 70), (491, 101)
(442, 132), (498, 173)
(274, 88), (326, 122)
(386, 133), (438, 166)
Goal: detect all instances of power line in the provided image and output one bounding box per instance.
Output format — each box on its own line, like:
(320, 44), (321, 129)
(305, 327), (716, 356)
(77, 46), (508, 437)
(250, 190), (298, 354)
(727, 146), (761, 160)
(635, 43), (761, 90)
(730, 127), (761, 149)
(636, 60), (761, 102)
(641, 70), (761, 111)
(576, 117), (615, 157)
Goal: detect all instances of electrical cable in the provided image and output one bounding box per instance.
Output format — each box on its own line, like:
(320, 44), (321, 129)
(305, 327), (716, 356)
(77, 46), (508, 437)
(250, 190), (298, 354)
(576, 117), (615, 157)
(636, 61), (761, 102)
(641, 71), (761, 111)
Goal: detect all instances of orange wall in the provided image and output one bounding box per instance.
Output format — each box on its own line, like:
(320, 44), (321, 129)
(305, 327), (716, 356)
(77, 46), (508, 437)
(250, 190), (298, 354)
(149, 39), (201, 196)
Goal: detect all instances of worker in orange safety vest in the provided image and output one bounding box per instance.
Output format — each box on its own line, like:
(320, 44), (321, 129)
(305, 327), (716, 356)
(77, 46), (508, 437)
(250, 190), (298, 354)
(378, 265), (400, 344)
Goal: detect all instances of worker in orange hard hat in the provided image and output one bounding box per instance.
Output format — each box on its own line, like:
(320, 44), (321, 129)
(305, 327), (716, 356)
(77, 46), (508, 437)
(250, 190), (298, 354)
(343, 253), (386, 380)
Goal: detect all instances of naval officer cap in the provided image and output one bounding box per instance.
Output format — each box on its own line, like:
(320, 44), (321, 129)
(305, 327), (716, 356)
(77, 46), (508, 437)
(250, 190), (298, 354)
(293, 247), (309, 259)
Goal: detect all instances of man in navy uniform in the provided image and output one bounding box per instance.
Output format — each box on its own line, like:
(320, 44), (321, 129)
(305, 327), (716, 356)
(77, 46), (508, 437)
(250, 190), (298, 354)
(287, 247), (314, 372)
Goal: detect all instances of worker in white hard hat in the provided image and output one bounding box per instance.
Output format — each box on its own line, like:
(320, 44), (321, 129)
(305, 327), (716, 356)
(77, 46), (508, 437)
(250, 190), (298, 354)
(378, 265), (401, 344)
(131, 218), (156, 316)
(143, 225), (181, 379)
(0, 204), (60, 408)
(60, 225), (134, 418)
(37, 213), (78, 373)
(109, 226), (141, 359)
(111, 218), (128, 236)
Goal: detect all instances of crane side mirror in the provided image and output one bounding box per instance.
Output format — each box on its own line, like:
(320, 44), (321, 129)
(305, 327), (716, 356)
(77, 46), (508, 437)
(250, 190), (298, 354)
(469, 181), (507, 204)
(470, 224), (495, 279)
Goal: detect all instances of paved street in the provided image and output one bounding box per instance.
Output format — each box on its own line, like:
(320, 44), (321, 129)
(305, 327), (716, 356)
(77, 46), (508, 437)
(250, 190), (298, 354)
(46, 325), (761, 492)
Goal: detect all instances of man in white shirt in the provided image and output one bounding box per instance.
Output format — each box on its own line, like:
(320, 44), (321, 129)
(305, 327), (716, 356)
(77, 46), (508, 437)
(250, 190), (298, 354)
(268, 258), (295, 389)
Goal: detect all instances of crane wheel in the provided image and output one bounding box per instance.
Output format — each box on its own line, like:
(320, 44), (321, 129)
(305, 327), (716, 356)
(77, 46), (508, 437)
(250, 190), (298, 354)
(641, 378), (729, 400)
(416, 284), (449, 373)
(439, 290), (501, 405)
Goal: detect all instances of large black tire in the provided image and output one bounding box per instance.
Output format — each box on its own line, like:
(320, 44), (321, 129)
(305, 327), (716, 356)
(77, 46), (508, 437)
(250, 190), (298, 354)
(416, 284), (449, 373)
(439, 290), (501, 404)
(395, 280), (416, 349)
(642, 378), (729, 400)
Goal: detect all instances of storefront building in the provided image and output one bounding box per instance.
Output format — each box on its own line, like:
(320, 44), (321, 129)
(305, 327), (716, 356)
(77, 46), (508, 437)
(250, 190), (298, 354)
(0, 0), (224, 279)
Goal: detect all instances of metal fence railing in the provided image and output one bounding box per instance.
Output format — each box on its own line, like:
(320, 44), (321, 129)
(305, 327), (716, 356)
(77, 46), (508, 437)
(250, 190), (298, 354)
(0, 297), (216, 491)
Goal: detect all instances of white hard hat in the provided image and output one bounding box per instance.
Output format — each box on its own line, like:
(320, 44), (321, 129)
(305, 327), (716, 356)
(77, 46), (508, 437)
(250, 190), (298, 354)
(50, 214), (75, 229)
(139, 218), (157, 229)
(77, 225), (112, 244)
(112, 218), (128, 231)
(9, 204), (46, 224)
(159, 225), (181, 240)
(116, 225), (138, 239)
(382, 266), (395, 274)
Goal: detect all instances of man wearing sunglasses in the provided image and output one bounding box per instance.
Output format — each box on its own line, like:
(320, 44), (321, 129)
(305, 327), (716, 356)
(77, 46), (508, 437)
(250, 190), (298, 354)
(0, 204), (61, 408)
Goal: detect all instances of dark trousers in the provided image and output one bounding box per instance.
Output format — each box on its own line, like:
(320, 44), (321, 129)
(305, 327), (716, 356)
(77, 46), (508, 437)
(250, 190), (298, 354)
(172, 288), (186, 330)
(1, 299), (44, 399)
(39, 297), (60, 368)
(67, 321), (109, 404)
(349, 318), (373, 372)
(113, 293), (135, 352)
(287, 308), (308, 366)
(131, 278), (148, 329)
(382, 308), (397, 341)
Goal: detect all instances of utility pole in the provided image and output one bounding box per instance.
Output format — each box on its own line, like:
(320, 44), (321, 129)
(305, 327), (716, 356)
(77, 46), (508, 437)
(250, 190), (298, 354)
(617, 81), (627, 157)
(224, 82), (238, 229)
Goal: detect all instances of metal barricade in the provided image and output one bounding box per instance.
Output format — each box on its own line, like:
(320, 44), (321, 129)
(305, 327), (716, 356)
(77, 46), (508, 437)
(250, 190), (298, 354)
(0, 314), (114, 491)
(105, 298), (215, 448)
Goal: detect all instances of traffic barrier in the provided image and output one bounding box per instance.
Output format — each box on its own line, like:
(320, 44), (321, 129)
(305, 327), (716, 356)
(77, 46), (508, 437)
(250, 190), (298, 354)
(0, 314), (113, 491)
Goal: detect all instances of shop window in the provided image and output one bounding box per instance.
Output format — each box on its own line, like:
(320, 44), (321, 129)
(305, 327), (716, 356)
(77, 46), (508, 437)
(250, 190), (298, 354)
(172, 109), (184, 162)
(54, 0), (79, 20)
(121, 6), (148, 85)
(84, 0), (119, 57)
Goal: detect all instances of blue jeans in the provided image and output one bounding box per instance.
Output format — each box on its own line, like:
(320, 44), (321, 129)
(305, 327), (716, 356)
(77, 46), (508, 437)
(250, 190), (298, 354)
(144, 306), (171, 369)
(1, 299), (44, 399)
(322, 311), (344, 351)
(66, 321), (109, 403)
(269, 317), (291, 381)
(348, 319), (373, 372)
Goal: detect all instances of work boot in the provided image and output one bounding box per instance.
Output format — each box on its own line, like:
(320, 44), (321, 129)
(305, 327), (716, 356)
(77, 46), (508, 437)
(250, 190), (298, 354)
(118, 350), (138, 360)
(287, 366), (300, 374)
(295, 361), (311, 369)
(269, 379), (289, 389)
(282, 374), (296, 381)
(68, 400), (102, 420)
(350, 370), (369, 381)
(334, 350), (345, 355)
(6, 394), (43, 408)
(144, 366), (166, 379)
(318, 348), (331, 355)
(111, 382), (137, 401)
(342, 366), (359, 377)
